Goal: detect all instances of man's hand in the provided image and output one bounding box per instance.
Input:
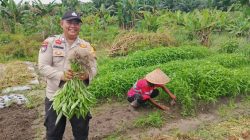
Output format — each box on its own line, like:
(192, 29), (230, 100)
(79, 72), (89, 80)
(61, 70), (73, 81)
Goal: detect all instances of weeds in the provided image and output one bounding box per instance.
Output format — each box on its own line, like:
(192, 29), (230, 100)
(189, 117), (250, 140)
(0, 34), (40, 62)
(218, 40), (239, 53)
(134, 111), (164, 128)
(0, 61), (34, 90)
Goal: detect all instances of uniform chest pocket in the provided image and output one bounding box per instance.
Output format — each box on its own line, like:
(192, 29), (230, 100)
(53, 56), (64, 64)
(52, 49), (65, 64)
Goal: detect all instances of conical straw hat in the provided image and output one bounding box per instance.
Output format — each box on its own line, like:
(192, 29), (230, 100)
(145, 68), (170, 85)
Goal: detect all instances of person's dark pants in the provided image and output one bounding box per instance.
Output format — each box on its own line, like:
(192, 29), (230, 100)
(127, 89), (159, 105)
(44, 98), (92, 140)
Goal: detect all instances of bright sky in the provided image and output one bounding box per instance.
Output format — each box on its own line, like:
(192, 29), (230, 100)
(14, 0), (92, 4)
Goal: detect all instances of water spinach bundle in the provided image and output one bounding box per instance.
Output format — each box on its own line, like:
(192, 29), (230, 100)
(51, 47), (96, 124)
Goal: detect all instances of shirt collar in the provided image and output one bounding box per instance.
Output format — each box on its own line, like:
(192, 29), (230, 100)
(61, 34), (81, 48)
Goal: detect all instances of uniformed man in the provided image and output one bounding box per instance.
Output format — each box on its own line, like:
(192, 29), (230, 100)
(38, 11), (97, 140)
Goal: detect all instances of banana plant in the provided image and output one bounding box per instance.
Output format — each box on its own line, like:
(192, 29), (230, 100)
(61, 0), (80, 11)
(32, 0), (56, 16)
(92, 3), (115, 30)
(137, 11), (159, 32)
(117, 0), (145, 29)
(183, 9), (226, 46)
(0, 0), (27, 33)
(226, 13), (250, 36)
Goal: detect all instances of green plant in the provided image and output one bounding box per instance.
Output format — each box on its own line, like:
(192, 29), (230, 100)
(219, 40), (239, 53)
(89, 56), (250, 116)
(52, 49), (96, 124)
(136, 11), (160, 32)
(25, 93), (44, 109)
(207, 54), (249, 68)
(0, 33), (11, 45)
(134, 111), (164, 128)
(0, 34), (40, 62)
(103, 46), (213, 74)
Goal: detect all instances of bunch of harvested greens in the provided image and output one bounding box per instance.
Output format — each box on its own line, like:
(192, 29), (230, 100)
(51, 47), (96, 124)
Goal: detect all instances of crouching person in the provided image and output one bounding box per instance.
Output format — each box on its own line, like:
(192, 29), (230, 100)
(127, 68), (176, 110)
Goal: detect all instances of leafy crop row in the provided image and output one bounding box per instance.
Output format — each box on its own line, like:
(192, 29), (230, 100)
(100, 46), (213, 74)
(89, 59), (250, 116)
(207, 54), (250, 68)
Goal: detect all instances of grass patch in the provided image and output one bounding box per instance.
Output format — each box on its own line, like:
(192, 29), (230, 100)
(0, 34), (40, 63)
(0, 61), (34, 90)
(187, 117), (250, 140)
(24, 89), (44, 109)
(134, 111), (164, 128)
(217, 98), (237, 117)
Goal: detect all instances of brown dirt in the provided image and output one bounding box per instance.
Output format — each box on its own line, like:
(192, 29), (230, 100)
(64, 102), (150, 140)
(0, 104), (38, 140)
(0, 96), (249, 140)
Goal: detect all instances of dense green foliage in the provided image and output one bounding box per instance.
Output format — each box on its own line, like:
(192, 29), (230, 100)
(88, 46), (250, 116)
(100, 46), (214, 74)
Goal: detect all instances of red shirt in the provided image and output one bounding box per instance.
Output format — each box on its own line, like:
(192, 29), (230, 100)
(127, 79), (161, 100)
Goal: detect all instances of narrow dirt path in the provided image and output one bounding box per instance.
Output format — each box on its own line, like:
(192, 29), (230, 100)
(64, 102), (150, 140)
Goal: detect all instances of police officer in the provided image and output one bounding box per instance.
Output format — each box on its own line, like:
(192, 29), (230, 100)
(38, 11), (97, 140)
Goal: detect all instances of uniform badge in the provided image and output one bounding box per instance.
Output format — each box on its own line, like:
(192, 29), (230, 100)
(40, 45), (47, 53)
(40, 41), (48, 53)
(53, 49), (65, 56)
(80, 44), (86, 48)
(55, 39), (61, 45)
(42, 41), (48, 46)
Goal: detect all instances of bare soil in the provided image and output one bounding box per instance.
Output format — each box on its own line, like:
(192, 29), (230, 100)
(0, 104), (37, 140)
(0, 95), (249, 140)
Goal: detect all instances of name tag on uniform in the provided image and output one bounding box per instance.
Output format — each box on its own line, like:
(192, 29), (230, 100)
(53, 45), (64, 49)
(53, 49), (65, 56)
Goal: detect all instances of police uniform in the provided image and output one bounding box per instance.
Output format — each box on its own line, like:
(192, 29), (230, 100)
(38, 34), (97, 140)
